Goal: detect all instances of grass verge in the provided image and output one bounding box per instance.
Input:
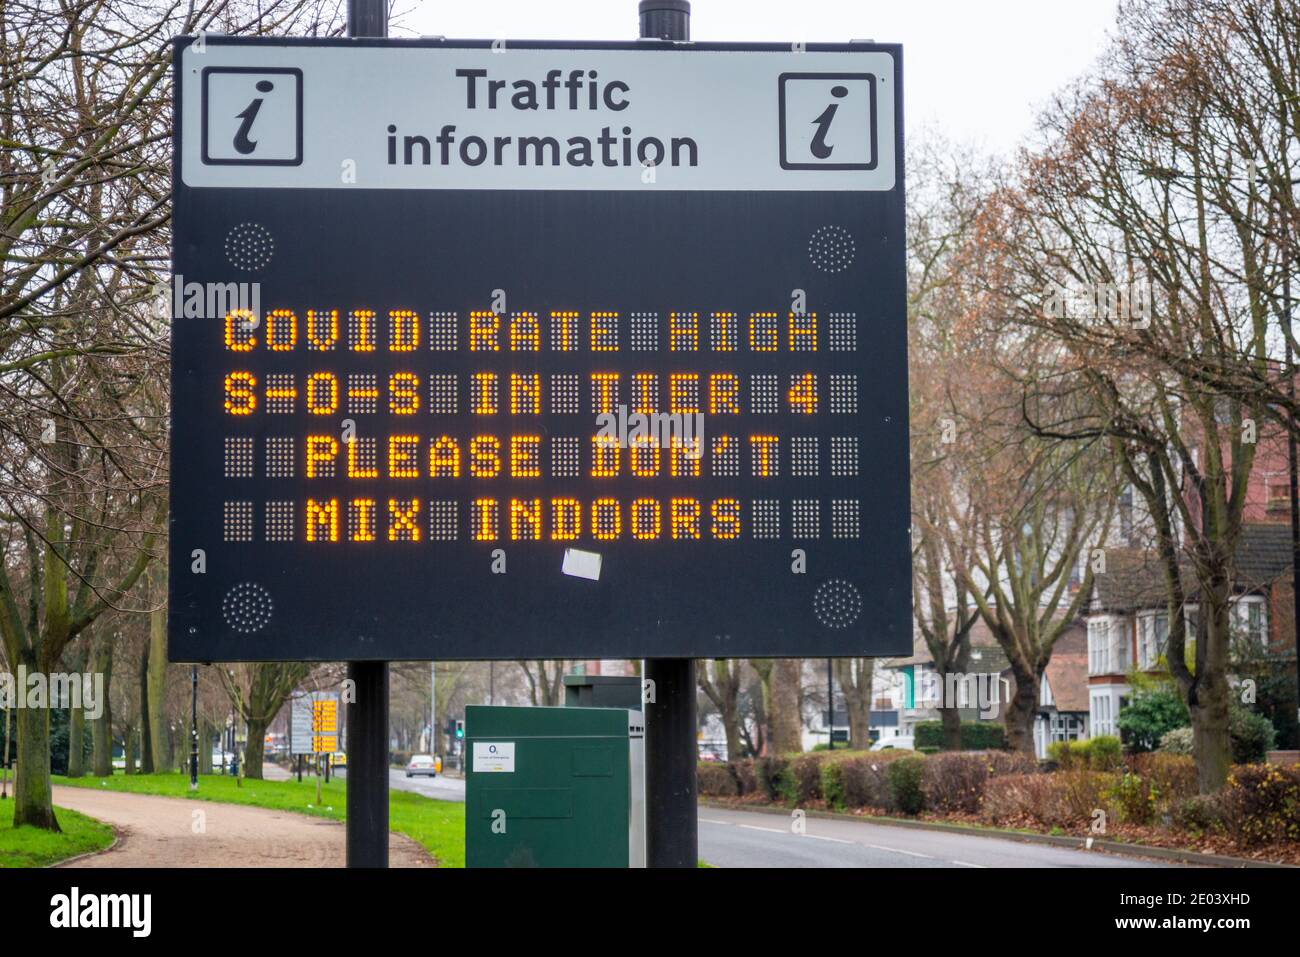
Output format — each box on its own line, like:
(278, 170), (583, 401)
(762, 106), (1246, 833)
(0, 804), (115, 868)
(54, 771), (465, 867)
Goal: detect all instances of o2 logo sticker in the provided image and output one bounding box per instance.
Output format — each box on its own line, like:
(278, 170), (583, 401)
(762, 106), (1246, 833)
(201, 66), (303, 166)
(778, 73), (877, 171)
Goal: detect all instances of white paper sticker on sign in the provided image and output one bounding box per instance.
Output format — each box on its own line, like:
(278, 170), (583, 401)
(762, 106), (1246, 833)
(562, 548), (602, 581)
(473, 741), (516, 773)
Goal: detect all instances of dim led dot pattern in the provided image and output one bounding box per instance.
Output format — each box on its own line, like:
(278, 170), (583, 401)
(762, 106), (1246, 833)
(224, 222), (275, 271)
(808, 225), (855, 274)
(813, 579), (863, 630)
(223, 581), (274, 633)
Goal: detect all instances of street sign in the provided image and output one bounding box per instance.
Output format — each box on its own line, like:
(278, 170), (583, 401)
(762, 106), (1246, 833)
(290, 691), (340, 755)
(168, 37), (910, 662)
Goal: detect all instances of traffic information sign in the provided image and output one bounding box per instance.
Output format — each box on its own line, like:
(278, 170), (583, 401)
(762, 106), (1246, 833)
(169, 37), (910, 661)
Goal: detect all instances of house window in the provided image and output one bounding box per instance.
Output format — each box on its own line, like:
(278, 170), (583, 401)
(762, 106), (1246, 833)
(1051, 713), (1084, 743)
(1091, 693), (1112, 736)
(1088, 618), (1110, 675)
(1233, 597), (1266, 649)
(1137, 612), (1168, 670)
(1110, 618), (1131, 672)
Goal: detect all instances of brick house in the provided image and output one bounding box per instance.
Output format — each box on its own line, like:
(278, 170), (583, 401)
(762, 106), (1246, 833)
(1084, 524), (1295, 741)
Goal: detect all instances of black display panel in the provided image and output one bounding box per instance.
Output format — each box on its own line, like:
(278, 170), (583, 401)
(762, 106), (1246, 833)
(169, 38), (910, 661)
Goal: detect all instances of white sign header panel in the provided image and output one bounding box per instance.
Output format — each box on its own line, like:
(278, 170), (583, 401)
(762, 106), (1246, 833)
(178, 42), (897, 191)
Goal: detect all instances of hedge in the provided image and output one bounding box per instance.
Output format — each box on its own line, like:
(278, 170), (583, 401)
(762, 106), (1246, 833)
(696, 750), (1300, 847)
(914, 721), (1006, 751)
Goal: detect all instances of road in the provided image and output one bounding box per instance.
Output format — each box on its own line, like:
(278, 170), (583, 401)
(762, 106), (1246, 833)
(696, 806), (1174, 868)
(325, 765), (469, 801)
(331, 766), (1176, 867)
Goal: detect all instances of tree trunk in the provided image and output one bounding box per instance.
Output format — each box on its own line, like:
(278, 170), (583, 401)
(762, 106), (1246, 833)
(939, 704), (963, 751)
(199, 717), (213, 775)
(66, 646), (87, 778)
(67, 689), (85, 778)
(124, 723), (136, 774)
(147, 585), (169, 771)
(1003, 665), (1039, 756)
(834, 658), (874, 750)
(244, 717), (268, 779)
(13, 701), (59, 830)
(1190, 590), (1233, 793)
(138, 647), (154, 774)
(90, 632), (114, 776)
(770, 659), (803, 753)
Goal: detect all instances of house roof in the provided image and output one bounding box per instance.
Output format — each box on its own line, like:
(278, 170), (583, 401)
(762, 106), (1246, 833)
(1043, 651), (1089, 712)
(1232, 523), (1294, 588)
(1090, 524), (1293, 613)
(892, 613), (1080, 680)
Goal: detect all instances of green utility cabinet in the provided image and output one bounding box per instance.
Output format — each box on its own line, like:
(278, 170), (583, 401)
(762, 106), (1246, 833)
(465, 705), (646, 868)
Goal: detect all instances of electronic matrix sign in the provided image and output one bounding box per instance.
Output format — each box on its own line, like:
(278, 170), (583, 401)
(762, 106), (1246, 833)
(170, 37), (910, 661)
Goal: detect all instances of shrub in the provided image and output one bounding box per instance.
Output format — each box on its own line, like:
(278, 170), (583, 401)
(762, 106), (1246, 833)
(889, 755), (926, 815)
(1221, 764), (1300, 846)
(1126, 753), (1198, 810)
(1106, 772), (1156, 825)
(1117, 686), (1189, 753)
(697, 762), (739, 797)
(1230, 706), (1277, 764)
(731, 759), (758, 795)
(914, 720), (1006, 751)
(836, 753), (899, 810)
(1173, 794), (1225, 835)
(983, 770), (1113, 830)
(982, 774), (1060, 827)
(922, 752), (987, 813)
(821, 760), (846, 810)
(1159, 727), (1193, 755)
(754, 755), (790, 802)
(1153, 712), (1276, 764)
(917, 751), (1029, 814)
(784, 753), (825, 805)
(1046, 736), (1121, 770)
(1085, 736), (1124, 770)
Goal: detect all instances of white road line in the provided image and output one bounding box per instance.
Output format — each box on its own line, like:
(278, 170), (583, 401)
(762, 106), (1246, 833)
(738, 824), (789, 835)
(950, 859), (987, 868)
(698, 818), (731, 825)
(865, 843), (934, 859)
(803, 833), (854, 845)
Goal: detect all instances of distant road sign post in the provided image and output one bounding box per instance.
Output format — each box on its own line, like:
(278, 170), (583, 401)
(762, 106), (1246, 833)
(169, 7), (906, 866)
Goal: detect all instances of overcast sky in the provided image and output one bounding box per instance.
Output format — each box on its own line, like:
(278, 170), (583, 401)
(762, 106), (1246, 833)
(399, 0), (1120, 157)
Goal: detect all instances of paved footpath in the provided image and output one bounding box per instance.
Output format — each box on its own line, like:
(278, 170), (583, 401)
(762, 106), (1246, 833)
(51, 786), (433, 868)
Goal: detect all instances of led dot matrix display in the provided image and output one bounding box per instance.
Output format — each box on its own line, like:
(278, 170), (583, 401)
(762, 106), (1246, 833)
(169, 38), (910, 662)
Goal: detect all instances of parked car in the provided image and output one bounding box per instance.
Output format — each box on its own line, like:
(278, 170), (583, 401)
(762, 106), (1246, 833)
(405, 753), (440, 777)
(869, 735), (915, 752)
(698, 750), (722, 762)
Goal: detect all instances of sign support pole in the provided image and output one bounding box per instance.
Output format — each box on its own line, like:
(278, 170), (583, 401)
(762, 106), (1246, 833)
(190, 665), (199, 789)
(345, 0), (391, 869)
(638, 0), (699, 869)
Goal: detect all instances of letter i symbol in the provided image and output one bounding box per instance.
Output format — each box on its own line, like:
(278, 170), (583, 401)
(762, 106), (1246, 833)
(234, 80), (275, 155)
(810, 85), (848, 160)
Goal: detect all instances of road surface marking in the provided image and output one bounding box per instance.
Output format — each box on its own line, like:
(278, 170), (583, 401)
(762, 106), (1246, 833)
(865, 843), (934, 859)
(950, 859), (987, 868)
(699, 818), (731, 825)
(804, 833), (854, 845)
(739, 824), (789, 835)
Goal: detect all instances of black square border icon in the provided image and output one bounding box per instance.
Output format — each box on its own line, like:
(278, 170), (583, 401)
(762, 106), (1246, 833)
(778, 72), (877, 171)
(201, 66), (304, 166)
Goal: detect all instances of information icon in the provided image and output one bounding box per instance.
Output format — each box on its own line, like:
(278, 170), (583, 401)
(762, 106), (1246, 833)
(201, 67), (303, 166)
(778, 73), (877, 170)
